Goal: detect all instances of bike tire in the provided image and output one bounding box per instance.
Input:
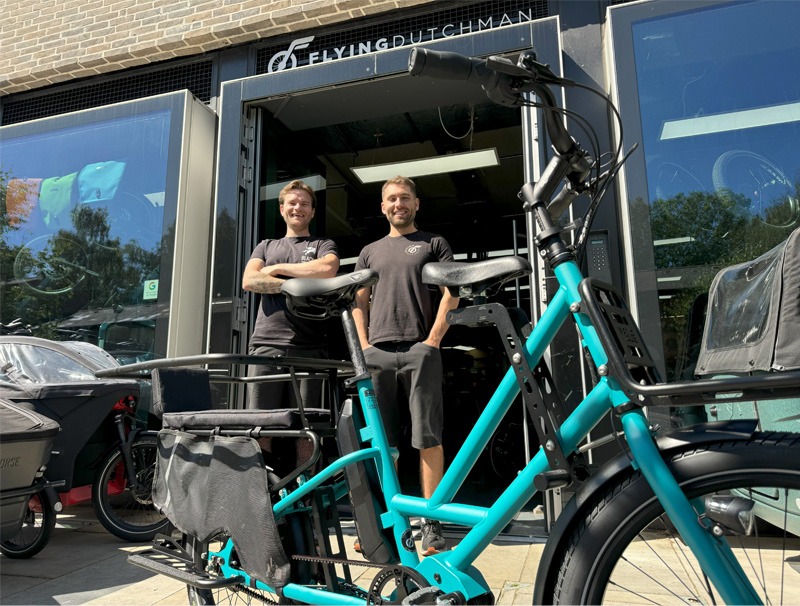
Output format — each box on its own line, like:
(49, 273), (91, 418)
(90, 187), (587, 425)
(0, 489), (56, 559)
(185, 534), (292, 605)
(712, 150), (799, 227)
(91, 435), (170, 542)
(549, 432), (800, 604)
(12, 234), (88, 296)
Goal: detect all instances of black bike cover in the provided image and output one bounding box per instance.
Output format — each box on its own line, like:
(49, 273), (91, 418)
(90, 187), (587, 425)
(696, 226), (800, 374)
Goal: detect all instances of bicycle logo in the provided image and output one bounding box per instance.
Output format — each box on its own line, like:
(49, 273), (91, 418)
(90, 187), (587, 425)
(268, 36), (315, 73)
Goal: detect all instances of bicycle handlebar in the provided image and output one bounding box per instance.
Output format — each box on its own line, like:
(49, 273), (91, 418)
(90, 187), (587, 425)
(408, 47), (577, 156)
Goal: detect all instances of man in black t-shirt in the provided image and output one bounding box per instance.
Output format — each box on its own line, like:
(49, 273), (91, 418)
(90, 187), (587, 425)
(242, 179), (339, 410)
(353, 176), (459, 556)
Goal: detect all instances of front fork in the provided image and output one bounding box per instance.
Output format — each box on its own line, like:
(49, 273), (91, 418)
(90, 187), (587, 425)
(621, 410), (762, 604)
(112, 412), (150, 490)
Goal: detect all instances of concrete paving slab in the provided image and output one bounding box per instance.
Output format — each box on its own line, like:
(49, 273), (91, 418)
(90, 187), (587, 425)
(2, 514), (546, 605)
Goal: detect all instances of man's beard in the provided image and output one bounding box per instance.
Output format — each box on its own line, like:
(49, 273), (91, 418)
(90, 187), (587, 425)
(388, 212), (414, 228)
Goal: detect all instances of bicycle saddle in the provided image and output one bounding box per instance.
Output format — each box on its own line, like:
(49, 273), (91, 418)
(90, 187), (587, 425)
(422, 256), (532, 299)
(281, 269), (379, 319)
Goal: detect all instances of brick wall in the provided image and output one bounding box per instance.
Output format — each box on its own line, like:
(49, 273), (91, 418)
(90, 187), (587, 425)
(0, 0), (437, 96)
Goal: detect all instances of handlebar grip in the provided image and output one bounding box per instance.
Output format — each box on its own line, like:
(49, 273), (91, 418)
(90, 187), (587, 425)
(408, 48), (491, 85)
(409, 48), (520, 107)
(408, 48), (487, 82)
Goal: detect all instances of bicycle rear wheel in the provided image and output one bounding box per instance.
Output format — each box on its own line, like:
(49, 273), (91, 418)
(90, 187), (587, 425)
(92, 435), (170, 542)
(550, 432), (800, 604)
(185, 534), (290, 605)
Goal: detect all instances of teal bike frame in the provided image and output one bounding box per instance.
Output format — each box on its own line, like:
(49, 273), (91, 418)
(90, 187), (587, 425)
(206, 48), (768, 604)
(209, 248), (762, 605)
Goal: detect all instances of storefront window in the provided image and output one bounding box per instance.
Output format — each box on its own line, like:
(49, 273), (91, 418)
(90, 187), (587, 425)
(625, 0), (800, 380)
(1, 107), (171, 361)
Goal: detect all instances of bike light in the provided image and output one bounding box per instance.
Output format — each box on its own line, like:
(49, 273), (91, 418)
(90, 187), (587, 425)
(704, 495), (755, 536)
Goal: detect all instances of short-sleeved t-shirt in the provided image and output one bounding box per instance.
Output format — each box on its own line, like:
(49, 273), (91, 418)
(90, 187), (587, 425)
(248, 236), (338, 348)
(355, 231), (454, 345)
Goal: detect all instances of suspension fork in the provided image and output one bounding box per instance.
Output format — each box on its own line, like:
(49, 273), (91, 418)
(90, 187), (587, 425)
(621, 410), (762, 604)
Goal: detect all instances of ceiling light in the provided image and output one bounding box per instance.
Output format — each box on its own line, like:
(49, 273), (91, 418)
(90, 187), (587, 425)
(351, 149), (500, 184)
(660, 102), (800, 140)
(653, 237), (696, 246)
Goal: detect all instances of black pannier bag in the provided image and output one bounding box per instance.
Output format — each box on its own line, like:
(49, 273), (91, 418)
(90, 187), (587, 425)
(153, 425), (291, 589)
(336, 398), (399, 565)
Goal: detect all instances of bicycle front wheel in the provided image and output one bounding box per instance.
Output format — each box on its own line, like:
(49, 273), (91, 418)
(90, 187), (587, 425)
(550, 432), (800, 604)
(0, 489), (56, 558)
(92, 436), (170, 542)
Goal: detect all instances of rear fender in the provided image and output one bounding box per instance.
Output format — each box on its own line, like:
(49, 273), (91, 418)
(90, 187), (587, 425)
(532, 419), (758, 605)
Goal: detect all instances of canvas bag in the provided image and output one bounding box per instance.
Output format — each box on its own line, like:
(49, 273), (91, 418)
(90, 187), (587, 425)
(39, 172), (78, 229)
(5, 178), (42, 227)
(152, 428), (291, 589)
(77, 161), (126, 203)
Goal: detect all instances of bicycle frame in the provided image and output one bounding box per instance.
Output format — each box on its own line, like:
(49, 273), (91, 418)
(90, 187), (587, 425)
(106, 47), (800, 603)
(207, 230), (761, 604)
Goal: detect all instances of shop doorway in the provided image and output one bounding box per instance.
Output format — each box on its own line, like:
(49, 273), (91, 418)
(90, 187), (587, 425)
(211, 18), (564, 525)
(249, 70), (536, 508)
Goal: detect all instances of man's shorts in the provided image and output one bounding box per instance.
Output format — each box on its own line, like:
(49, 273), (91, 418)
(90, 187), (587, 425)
(246, 345), (326, 410)
(363, 341), (444, 450)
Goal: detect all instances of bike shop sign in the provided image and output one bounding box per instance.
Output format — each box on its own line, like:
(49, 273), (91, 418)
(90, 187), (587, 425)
(265, 6), (540, 73)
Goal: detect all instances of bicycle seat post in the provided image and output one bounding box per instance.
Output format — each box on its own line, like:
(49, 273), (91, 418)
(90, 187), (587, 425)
(339, 307), (371, 385)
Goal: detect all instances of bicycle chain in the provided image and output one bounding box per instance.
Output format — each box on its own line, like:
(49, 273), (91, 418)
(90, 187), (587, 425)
(292, 553), (384, 569)
(229, 583), (281, 604)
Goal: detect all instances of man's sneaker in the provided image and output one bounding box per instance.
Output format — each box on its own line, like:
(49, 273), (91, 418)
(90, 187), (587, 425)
(420, 520), (447, 556)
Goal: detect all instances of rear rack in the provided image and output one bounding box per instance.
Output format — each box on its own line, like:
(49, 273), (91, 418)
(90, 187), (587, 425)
(128, 535), (245, 589)
(579, 278), (800, 407)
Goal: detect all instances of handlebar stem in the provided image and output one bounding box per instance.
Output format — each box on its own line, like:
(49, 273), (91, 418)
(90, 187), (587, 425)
(522, 154), (573, 212)
(519, 154), (577, 269)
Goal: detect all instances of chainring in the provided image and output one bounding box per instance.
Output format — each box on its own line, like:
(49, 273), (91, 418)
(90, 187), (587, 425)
(366, 565), (431, 605)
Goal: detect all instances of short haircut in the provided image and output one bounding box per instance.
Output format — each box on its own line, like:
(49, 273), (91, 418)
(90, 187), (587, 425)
(381, 175), (417, 199)
(279, 179), (317, 208)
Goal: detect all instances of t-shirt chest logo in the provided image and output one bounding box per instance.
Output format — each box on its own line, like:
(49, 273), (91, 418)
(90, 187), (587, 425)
(405, 244), (423, 255)
(300, 245), (318, 262)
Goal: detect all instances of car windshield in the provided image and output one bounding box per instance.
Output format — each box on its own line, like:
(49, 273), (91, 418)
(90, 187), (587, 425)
(0, 343), (98, 384)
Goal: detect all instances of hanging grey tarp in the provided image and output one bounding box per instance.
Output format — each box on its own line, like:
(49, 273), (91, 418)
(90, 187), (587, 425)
(696, 227), (800, 375)
(153, 428), (290, 589)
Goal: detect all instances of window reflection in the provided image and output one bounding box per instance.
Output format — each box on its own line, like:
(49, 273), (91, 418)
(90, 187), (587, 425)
(631, 0), (800, 380)
(1, 110), (170, 362)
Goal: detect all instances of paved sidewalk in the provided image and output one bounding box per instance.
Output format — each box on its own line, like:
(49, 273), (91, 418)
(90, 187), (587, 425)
(0, 505), (546, 605)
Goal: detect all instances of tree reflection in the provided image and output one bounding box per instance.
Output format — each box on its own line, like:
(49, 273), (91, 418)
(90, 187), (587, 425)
(649, 184), (799, 381)
(2, 178), (163, 343)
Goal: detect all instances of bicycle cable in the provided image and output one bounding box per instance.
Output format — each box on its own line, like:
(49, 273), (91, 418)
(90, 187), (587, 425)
(519, 98), (603, 172)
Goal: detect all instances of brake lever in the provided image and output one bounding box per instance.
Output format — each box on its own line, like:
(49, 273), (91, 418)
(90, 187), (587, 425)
(486, 52), (573, 86)
(485, 55), (532, 78)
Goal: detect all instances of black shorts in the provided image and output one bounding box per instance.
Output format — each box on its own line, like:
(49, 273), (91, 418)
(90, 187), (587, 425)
(246, 345), (326, 410)
(364, 341), (443, 450)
